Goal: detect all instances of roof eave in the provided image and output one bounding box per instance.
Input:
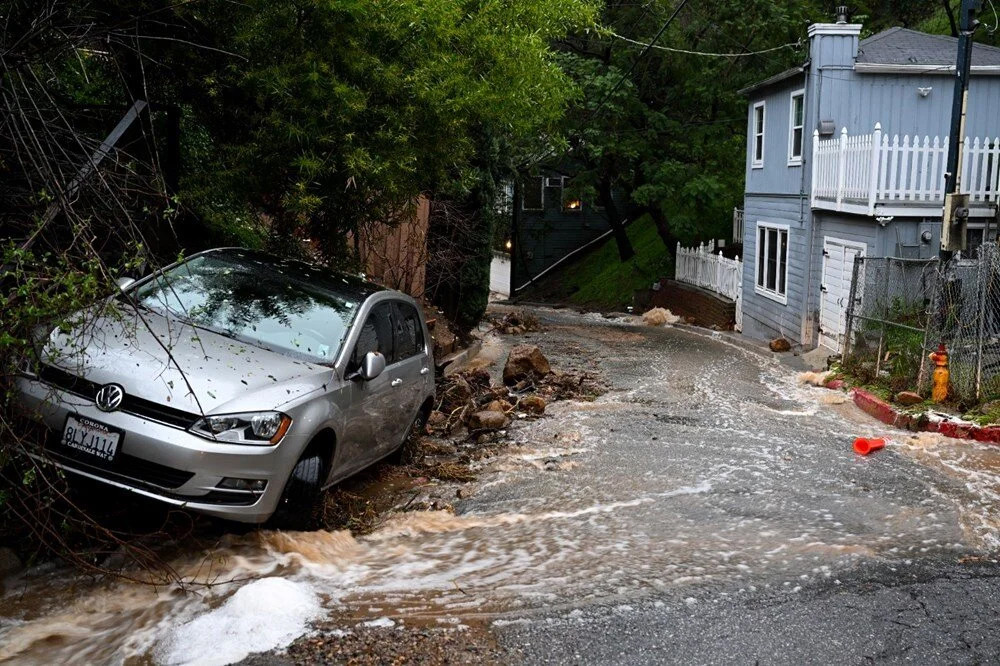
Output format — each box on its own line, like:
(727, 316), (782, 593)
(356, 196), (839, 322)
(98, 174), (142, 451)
(855, 63), (1000, 75)
(738, 63), (808, 96)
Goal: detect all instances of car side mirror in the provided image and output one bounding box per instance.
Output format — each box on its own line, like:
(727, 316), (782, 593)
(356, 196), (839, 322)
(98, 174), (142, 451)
(359, 351), (386, 381)
(116, 276), (137, 291)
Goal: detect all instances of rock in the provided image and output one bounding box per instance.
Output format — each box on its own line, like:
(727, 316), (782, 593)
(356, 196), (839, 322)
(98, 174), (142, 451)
(895, 391), (924, 406)
(769, 338), (791, 353)
(484, 399), (512, 414)
(519, 395), (546, 414)
(0, 547), (22, 577)
(543, 458), (559, 471)
(503, 345), (551, 385)
(427, 410), (447, 427)
(642, 307), (680, 326)
(468, 410), (508, 431)
(456, 487), (474, 499)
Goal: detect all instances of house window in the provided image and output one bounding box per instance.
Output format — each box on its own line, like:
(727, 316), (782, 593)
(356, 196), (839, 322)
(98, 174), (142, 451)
(522, 176), (543, 211)
(788, 91), (804, 165)
(495, 180), (514, 215)
(755, 222), (788, 303)
(752, 101), (765, 168)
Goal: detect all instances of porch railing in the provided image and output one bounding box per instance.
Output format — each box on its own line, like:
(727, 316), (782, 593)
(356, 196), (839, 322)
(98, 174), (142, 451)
(732, 207), (745, 244)
(811, 124), (1000, 213)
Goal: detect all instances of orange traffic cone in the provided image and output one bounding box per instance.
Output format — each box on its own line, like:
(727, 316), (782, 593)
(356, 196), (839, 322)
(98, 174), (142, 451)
(853, 437), (886, 456)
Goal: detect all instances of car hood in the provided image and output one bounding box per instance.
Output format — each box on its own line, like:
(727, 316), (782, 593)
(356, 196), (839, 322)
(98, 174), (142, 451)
(41, 305), (334, 415)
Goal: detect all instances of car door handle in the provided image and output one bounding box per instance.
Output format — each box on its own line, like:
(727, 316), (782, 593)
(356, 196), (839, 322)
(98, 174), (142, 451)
(420, 368), (430, 375)
(391, 378), (403, 387)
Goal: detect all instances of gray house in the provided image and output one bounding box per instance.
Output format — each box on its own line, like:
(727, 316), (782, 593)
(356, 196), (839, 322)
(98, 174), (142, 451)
(740, 21), (1000, 351)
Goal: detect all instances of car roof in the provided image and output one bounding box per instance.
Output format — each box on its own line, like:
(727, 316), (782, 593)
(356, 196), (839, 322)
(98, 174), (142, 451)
(196, 247), (387, 301)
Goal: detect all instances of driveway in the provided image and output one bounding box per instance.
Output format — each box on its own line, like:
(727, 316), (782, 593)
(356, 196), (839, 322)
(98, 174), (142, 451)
(5, 305), (1000, 664)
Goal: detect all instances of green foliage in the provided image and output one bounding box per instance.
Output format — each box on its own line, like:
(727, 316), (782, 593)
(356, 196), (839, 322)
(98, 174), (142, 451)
(549, 0), (819, 246)
(169, 0), (598, 254)
(564, 215), (672, 308)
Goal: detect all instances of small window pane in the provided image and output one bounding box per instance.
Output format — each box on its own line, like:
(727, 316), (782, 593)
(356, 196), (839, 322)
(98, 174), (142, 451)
(778, 231), (788, 295)
(393, 302), (424, 360)
(522, 177), (543, 210)
(766, 229), (778, 290)
(757, 228), (766, 286)
(792, 128), (803, 158)
(793, 96), (804, 126)
(351, 303), (394, 370)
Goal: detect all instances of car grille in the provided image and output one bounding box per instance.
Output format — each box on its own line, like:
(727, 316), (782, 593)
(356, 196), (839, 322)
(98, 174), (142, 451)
(39, 364), (200, 428)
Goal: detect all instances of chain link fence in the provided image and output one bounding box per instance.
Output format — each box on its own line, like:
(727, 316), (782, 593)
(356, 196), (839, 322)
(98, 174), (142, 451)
(843, 245), (1000, 408)
(843, 257), (937, 395)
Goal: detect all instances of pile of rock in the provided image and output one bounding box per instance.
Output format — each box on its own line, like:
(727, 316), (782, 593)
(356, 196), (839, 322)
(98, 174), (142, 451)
(431, 344), (553, 435)
(489, 310), (543, 335)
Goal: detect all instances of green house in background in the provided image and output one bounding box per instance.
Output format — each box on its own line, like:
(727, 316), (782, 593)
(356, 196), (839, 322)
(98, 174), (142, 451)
(491, 171), (631, 296)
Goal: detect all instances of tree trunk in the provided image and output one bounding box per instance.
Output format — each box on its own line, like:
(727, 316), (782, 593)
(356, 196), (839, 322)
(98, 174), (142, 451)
(648, 206), (677, 252)
(598, 175), (635, 262)
(943, 0), (959, 37)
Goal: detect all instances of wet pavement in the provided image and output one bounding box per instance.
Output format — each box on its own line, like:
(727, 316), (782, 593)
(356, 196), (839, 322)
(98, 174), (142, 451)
(5, 305), (1000, 664)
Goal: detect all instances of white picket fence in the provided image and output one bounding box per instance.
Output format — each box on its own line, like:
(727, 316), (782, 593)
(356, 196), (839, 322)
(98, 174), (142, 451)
(812, 124), (1000, 213)
(675, 241), (743, 331)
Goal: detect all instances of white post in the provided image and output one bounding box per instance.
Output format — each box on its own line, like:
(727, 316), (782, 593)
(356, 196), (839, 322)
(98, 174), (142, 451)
(867, 123), (882, 214)
(717, 251), (724, 293)
(811, 130), (820, 203)
(836, 127), (848, 210)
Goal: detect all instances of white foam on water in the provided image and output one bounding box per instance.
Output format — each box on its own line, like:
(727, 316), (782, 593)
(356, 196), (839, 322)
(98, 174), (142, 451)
(156, 577), (322, 666)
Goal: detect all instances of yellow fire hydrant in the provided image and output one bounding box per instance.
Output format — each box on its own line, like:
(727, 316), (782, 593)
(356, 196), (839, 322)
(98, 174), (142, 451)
(928, 343), (950, 403)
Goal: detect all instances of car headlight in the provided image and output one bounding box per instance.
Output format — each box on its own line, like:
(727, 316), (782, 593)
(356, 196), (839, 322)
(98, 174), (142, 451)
(189, 411), (292, 445)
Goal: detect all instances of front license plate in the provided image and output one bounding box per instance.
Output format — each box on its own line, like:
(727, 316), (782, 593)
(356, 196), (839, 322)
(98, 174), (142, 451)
(61, 415), (121, 463)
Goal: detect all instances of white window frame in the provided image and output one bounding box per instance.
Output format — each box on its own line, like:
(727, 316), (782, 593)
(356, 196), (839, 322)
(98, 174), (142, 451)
(755, 221), (789, 304)
(787, 89), (805, 166)
(751, 101), (765, 168)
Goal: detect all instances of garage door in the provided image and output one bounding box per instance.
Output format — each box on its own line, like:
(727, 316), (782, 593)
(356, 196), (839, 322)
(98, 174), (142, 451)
(819, 237), (866, 351)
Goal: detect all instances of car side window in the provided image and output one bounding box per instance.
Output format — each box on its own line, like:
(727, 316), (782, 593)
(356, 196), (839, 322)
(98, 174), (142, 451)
(393, 302), (425, 360)
(350, 302), (394, 370)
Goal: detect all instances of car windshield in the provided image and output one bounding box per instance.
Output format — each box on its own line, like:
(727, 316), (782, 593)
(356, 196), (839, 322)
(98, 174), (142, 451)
(134, 251), (364, 364)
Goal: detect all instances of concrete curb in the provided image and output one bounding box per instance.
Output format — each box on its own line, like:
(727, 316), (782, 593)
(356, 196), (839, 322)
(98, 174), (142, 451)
(849, 387), (1000, 444)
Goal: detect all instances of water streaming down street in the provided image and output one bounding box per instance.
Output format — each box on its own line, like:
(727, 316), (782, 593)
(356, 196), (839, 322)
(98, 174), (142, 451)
(5, 306), (1000, 664)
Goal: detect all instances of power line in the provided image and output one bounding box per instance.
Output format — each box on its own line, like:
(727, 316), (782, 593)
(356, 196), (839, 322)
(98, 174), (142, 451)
(521, 0), (690, 168)
(587, 0), (690, 121)
(607, 30), (802, 57)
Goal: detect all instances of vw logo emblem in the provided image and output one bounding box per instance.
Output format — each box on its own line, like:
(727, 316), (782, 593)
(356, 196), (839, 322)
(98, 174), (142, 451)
(95, 384), (125, 412)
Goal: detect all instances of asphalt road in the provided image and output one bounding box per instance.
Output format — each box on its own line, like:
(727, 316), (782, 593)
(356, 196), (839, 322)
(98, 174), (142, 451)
(474, 306), (1000, 664)
(7, 305), (1000, 665)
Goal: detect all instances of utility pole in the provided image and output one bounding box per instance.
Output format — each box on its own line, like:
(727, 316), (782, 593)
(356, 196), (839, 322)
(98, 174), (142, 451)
(941, 0), (982, 259)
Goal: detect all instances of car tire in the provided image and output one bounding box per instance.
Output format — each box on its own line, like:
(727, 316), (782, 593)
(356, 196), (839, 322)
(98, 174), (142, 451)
(272, 453), (325, 530)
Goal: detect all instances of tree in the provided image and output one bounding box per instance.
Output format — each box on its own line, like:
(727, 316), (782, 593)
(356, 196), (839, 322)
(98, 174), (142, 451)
(546, 0), (820, 257)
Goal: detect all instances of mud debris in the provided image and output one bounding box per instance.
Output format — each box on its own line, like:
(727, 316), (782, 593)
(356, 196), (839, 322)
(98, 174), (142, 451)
(641, 307), (680, 326)
(261, 621), (508, 666)
(487, 309), (543, 335)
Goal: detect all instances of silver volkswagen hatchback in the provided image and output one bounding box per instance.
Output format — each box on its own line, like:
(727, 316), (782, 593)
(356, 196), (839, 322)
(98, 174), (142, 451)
(17, 248), (435, 525)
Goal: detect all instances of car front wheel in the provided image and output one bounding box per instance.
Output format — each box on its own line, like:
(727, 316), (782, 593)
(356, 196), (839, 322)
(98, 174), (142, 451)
(271, 452), (325, 530)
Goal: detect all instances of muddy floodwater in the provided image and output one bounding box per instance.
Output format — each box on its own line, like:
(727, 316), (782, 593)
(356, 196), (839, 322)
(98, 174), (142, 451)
(5, 307), (1000, 664)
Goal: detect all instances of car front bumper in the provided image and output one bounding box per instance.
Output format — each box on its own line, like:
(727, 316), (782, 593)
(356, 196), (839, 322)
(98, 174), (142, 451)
(16, 376), (307, 523)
